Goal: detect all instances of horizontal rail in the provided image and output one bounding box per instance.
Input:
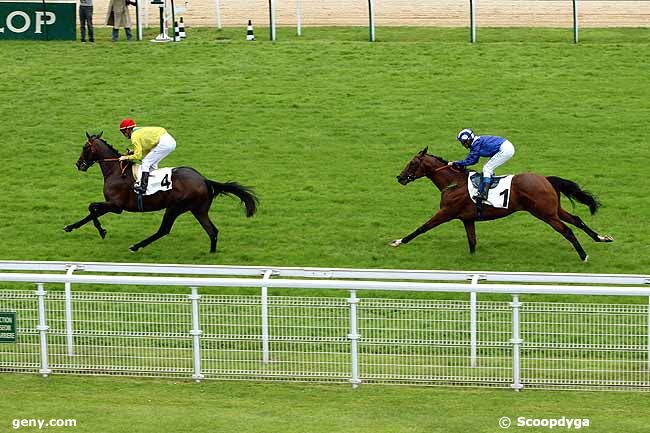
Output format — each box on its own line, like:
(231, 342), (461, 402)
(0, 272), (649, 296)
(0, 261), (647, 285)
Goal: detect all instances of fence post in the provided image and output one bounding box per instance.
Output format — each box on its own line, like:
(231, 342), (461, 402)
(296, 0), (302, 36)
(261, 270), (273, 364)
(510, 294), (523, 391)
(35, 283), (51, 377)
(214, 0), (222, 30)
(268, 0), (277, 41)
(647, 296), (650, 370)
(348, 290), (361, 388)
(572, 0), (579, 43)
(470, 275), (480, 368)
(469, 0), (476, 43)
(64, 265), (77, 357)
(367, 0), (376, 42)
(189, 287), (204, 382)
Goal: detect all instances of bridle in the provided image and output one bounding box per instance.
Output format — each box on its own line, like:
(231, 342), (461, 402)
(80, 138), (129, 175)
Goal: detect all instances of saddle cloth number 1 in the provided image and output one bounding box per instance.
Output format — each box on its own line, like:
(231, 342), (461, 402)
(467, 172), (514, 209)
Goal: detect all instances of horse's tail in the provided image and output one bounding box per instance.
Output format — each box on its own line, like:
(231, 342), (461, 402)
(206, 180), (259, 217)
(546, 176), (600, 215)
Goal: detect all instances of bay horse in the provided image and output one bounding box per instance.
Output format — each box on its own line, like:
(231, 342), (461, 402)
(64, 132), (259, 253)
(391, 147), (613, 261)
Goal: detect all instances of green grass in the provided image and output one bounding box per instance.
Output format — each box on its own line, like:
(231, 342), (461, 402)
(0, 27), (648, 272)
(2, 27), (650, 432)
(1, 374), (650, 433)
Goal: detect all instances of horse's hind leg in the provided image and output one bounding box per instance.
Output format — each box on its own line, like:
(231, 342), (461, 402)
(558, 208), (614, 242)
(192, 210), (219, 253)
(537, 214), (589, 261)
(129, 207), (185, 252)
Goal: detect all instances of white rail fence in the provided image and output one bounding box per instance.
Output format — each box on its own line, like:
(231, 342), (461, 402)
(0, 261), (649, 391)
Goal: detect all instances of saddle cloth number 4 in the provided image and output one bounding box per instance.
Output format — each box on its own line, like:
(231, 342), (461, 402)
(143, 167), (174, 196)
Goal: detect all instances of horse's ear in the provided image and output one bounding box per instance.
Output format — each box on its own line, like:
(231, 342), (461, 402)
(419, 146), (428, 155)
(85, 131), (90, 139)
(98, 131), (103, 139)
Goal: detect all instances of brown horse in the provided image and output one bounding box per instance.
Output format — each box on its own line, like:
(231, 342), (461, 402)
(391, 147), (613, 261)
(64, 132), (258, 253)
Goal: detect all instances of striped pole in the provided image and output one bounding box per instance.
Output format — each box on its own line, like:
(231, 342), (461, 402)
(179, 17), (186, 38)
(246, 19), (255, 41)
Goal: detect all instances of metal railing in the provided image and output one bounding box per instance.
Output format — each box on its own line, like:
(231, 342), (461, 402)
(0, 261), (649, 391)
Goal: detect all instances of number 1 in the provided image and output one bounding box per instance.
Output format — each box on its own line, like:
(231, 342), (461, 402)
(500, 189), (509, 207)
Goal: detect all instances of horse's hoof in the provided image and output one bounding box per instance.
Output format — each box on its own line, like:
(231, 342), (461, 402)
(129, 245), (138, 253)
(63, 226), (73, 232)
(99, 230), (107, 239)
(390, 239), (403, 247)
(582, 255), (589, 262)
(598, 234), (614, 242)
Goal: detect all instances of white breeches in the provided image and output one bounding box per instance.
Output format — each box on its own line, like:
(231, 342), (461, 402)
(141, 133), (176, 173)
(483, 140), (515, 178)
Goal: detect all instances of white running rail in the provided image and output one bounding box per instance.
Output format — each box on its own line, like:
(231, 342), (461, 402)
(0, 261), (649, 391)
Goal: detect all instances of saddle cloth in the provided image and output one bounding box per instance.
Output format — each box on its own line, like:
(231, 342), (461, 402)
(133, 166), (174, 196)
(467, 172), (514, 209)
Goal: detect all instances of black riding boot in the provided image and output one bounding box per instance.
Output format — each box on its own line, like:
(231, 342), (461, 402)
(474, 177), (490, 220)
(135, 172), (149, 211)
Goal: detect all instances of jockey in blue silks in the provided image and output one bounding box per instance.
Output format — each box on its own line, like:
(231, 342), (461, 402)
(448, 128), (516, 218)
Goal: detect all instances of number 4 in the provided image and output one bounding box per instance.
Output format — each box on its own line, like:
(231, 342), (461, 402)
(161, 174), (170, 188)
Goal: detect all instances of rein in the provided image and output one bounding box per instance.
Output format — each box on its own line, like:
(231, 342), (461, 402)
(436, 164), (461, 173)
(86, 139), (129, 176)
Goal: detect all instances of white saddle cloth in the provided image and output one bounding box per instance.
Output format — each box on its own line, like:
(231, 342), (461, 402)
(467, 172), (514, 209)
(134, 167), (174, 196)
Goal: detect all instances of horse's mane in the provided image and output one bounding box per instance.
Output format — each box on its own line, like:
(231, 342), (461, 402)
(428, 153), (468, 174)
(92, 135), (121, 156)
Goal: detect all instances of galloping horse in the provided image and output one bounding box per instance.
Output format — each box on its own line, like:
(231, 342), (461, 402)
(391, 147), (613, 261)
(64, 133), (259, 253)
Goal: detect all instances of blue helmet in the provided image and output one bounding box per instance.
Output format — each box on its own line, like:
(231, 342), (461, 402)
(457, 128), (475, 145)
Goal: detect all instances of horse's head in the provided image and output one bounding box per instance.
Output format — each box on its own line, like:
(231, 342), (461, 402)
(76, 131), (114, 171)
(396, 147), (437, 185)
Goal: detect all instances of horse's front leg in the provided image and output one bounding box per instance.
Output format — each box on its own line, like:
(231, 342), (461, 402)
(463, 220), (477, 253)
(391, 209), (454, 247)
(64, 202), (121, 238)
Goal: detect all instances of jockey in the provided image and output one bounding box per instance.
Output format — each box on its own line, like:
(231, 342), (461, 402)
(118, 118), (177, 202)
(448, 128), (515, 217)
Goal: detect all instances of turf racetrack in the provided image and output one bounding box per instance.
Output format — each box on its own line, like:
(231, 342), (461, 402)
(1, 27), (650, 433)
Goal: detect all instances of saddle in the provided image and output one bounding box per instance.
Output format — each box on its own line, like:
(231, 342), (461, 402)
(469, 173), (506, 190)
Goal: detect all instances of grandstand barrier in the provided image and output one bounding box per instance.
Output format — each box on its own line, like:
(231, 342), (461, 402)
(0, 261), (649, 391)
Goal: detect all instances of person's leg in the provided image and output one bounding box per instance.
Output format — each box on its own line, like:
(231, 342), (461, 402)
(87, 7), (94, 42)
(143, 134), (176, 171)
(483, 140), (515, 178)
(79, 6), (87, 41)
(112, 28), (119, 41)
(125, 27), (133, 41)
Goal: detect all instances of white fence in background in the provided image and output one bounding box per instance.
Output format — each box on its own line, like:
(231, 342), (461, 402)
(0, 261), (649, 391)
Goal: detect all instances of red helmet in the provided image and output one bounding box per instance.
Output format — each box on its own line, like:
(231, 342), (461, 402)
(119, 118), (136, 130)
